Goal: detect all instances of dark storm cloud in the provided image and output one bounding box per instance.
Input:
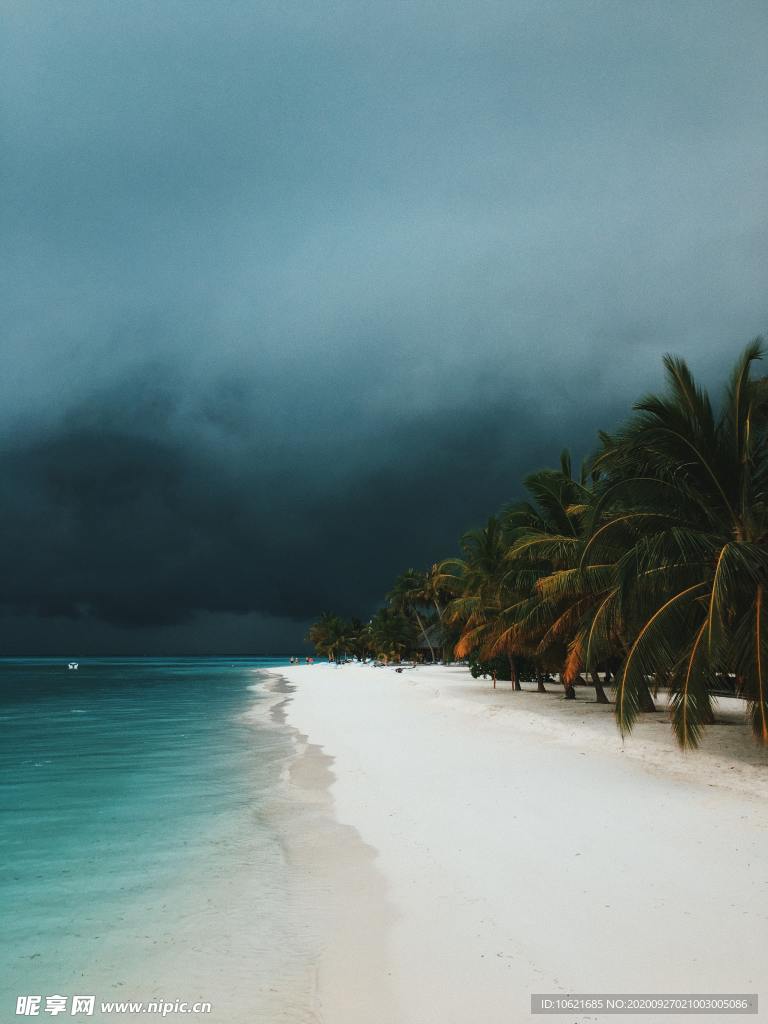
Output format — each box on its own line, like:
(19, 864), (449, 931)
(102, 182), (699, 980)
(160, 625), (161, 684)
(0, 0), (766, 651)
(0, 373), (591, 646)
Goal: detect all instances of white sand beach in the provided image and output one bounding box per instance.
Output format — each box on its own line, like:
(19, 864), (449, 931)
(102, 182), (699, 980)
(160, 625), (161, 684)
(266, 663), (767, 1024)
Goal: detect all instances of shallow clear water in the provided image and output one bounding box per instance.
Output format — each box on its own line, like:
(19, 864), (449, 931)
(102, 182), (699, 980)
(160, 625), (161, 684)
(0, 657), (308, 1022)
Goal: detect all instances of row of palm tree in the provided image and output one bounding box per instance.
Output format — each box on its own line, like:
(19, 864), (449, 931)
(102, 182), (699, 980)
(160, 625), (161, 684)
(308, 566), (451, 665)
(308, 340), (768, 748)
(307, 608), (418, 664)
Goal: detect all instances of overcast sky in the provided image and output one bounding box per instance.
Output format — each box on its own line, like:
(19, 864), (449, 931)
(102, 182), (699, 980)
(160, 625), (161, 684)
(1, 0), (766, 654)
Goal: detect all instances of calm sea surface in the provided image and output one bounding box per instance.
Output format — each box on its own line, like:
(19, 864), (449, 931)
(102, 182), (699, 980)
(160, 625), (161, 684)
(0, 657), (313, 1023)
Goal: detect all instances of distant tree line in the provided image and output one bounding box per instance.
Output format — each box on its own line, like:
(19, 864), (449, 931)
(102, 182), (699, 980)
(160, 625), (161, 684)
(309, 341), (768, 749)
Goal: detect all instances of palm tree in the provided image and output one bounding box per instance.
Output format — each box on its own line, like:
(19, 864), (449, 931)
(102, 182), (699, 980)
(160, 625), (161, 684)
(348, 618), (372, 661)
(387, 569), (438, 662)
(369, 607), (417, 663)
(423, 563), (453, 661)
(483, 453), (615, 703)
(583, 339), (768, 746)
(438, 517), (525, 687)
(500, 455), (586, 698)
(307, 612), (356, 662)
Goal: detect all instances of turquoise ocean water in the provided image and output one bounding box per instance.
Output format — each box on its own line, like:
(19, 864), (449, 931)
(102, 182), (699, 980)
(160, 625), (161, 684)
(0, 657), (313, 1023)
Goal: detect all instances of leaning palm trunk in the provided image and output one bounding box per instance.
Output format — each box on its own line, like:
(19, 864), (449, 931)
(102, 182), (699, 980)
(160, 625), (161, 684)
(637, 678), (656, 712)
(592, 670), (609, 704)
(414, 610), (435, 663)
(433, 599), (452, 663)
(507, 653), (521, 690)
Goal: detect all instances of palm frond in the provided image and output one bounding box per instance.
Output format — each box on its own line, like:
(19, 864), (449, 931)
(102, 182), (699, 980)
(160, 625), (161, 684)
(669, 619), (713, 749)
(616, 582), (707, 737)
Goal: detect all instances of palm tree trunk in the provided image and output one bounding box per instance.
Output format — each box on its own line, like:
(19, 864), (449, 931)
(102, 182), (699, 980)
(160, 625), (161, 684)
(638, 677), (656, 712)
(508, 653), (521, 690)
(536, 671), (547, 693)
(562, 671), (576, 699)
(433, 600), (450, 663)
(592, 670), (609, 704)
(414, 610), (435, 663)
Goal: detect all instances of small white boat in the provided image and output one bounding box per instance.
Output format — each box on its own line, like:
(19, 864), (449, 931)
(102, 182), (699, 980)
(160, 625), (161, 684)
(67, 662), (79, 670)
